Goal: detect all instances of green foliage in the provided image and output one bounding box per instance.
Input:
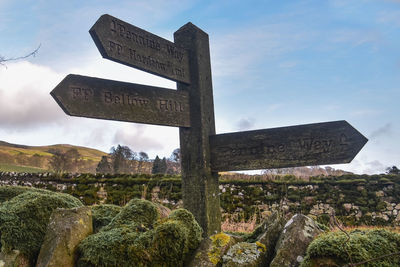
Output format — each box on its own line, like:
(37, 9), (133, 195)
(301, 229), (400, 267)
(91, 204), (122, 232)
(0, 188), (82, 260)
(387, 166), (400, 174)
(77, 200), (202, 267)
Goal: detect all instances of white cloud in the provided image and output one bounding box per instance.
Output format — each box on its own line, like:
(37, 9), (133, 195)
(112, 124), (179, 157)
(0, 61), (65, 129)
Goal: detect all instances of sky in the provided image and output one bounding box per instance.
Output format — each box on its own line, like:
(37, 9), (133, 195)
(0, 0), (399, 174)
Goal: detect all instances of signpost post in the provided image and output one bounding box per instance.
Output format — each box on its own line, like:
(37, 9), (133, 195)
(51, 14), (368, 236)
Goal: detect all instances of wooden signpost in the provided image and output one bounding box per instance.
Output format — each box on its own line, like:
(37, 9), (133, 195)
(51, 74), (190, 127)
(51, 14), (368, 236)
(210, 120), (368, 172)
(89, 14), (190, 84)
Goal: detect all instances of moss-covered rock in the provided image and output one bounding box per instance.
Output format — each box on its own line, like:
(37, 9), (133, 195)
(36, 206), (93, 267)
(91, 204), (122, 232)
(104, 198), (159, 230)
(0, 187), (82, 262)
(168, 208), (203, 252)
(187, 232), (236, 266)
(301, 228), (400, 267)
(77, 200), (202, 267)
(246, 211), (286, 266)
(0, 186), (51, 203)
(270, 214), (323, 267)
(222, 242), (266, 267)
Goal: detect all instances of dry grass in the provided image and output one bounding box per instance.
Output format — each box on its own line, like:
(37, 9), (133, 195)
(221, 215), (258, 233)
(339, 225), (400, 234)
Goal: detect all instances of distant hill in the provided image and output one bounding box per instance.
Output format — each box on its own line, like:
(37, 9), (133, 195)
(0, 141), (107, 173)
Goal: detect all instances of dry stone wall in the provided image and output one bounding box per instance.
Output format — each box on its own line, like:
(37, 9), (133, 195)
(1, 172), (400, 227)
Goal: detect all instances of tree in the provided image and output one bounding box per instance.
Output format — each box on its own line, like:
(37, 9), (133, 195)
(159, 157), (168, 174)
(137, 152), (149, 174)
(152, 156), (161, 174)
(387, 166), (400, 174)
(49, 148), (82, 173)
(96, 156), (112, 173)
(170, 148), (180, 163)
(110, 145), (136, 174)
(138, 152), (149, 162)
(64, 148), (81, 172)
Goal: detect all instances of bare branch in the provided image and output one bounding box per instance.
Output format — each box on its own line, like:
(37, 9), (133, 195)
(0, 44), (41, 66)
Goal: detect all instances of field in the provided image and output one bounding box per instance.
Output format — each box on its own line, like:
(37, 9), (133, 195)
(0, 163), (47, 173)
(0, 140), (107, 173)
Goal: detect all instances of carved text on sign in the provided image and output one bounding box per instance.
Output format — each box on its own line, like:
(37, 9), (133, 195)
(90, 14), (190, 83)
(210, 121), (368, 171)
(51, 74), (190, 127)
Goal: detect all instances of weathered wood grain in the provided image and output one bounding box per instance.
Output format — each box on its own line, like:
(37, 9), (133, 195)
(175, 23), (221, 236)
(210, 121), (368, 171)
(51, 74), (190, 127)
(90, 14), (190, 84)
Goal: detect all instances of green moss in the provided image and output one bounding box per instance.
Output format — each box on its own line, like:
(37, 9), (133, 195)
(167, 209), (203, 251)
(0, 188), (82, 260)
(77, 226), (149, 267)
(91, 204), (122, 232)
(150, 220), (188, 266)
(78, 205), (202, 267)
(105, 198), (159, 230)
(0, 185), (50, 203)
(301, 229), (400, 267)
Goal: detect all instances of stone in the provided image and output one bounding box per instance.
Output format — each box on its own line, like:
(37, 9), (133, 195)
(187, 232), (236, 266)
(376, 191), (385, 197)
(270, 214), (323, 267)
(256, 212), (286, 266)
(222, 242), (266, 267)
(0, 250), (30, 267)
(303, 196), (315, 205)
(36, 206), (93, 267)
(343, 203), (352, 213)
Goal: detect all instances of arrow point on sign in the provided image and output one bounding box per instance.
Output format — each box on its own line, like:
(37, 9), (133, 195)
(50, 75), (73, 117)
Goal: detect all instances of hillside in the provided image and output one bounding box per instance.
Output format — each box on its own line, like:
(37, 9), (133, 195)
(0, 140), (107, 172)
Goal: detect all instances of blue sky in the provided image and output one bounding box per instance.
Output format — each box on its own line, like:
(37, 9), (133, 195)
(1, 0), (399, 174)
